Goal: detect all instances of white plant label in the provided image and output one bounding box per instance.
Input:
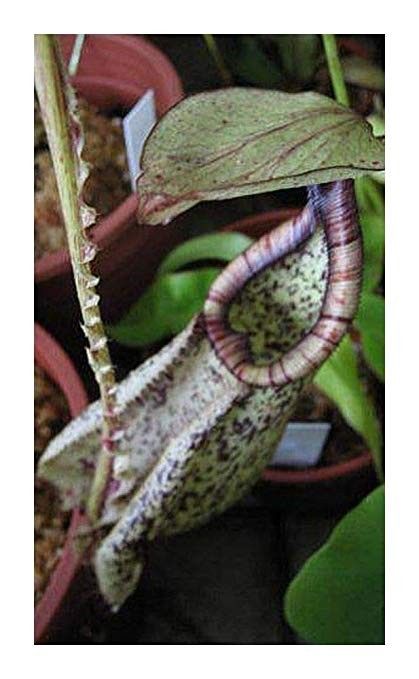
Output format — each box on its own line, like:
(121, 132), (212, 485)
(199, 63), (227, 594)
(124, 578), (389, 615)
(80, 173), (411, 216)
(123, 89), (157, 190)
(270, 422), (331, 468)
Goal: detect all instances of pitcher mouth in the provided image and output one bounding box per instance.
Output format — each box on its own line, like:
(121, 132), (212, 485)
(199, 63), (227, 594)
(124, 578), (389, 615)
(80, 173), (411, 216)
(204, 180), (362, 388)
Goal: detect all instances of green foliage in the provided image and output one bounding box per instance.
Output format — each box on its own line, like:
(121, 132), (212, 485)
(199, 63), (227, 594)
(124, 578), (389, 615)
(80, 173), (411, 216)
(109, 233), (254, 347)
(221, 36), (282, 88)
(360, 212), (385, 293)
(218, 37), (385, 93)
(284, 485), (384, 644)
(314, 335), (382, 476)
(274, 35), (321, 86)
(354, 175), (385, 383)
(215, 35), (321, 90)
(367, 112), (385, 139)
(108, 268), (220, 348)
(157, 232), (253, 275)
(366, 114), (385, 184)
(356, 175), (384, 218)
(137, 89), (385, 225)
(355, 293), (385, 381)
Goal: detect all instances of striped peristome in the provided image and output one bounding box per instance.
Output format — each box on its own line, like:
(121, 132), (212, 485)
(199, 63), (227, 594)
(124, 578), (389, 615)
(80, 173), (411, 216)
(38, 179), (362, 611)
(204, 179), (362, 387)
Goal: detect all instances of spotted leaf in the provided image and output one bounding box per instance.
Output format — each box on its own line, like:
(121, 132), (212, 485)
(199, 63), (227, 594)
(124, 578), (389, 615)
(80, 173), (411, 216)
(137, 88), (384, 225)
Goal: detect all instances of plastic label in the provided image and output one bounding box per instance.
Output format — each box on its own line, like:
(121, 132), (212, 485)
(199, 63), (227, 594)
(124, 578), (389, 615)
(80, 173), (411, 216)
(123, 89), (157, 190)
(270, 422), (331, 468)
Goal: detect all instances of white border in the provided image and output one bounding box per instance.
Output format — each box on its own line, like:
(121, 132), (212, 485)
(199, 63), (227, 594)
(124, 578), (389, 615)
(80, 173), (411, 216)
(1, 4), (416, 672)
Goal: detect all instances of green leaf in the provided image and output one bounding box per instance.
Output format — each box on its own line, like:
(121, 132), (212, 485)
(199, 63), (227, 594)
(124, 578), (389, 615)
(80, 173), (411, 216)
(108, 268), (220, 348)
(355, 176), (385, 293)
(137, 89), (385, 225)
(367, 112), (385, 139)
(360, 213), (385, 292)
(355, 293), (385, 381)
(366, 113), (385, 183)
(225, 36), (282, 88)
(342, 55), (385, 91)
(355, 175), (384, 217)
(158, 232), (254, 275)
(275, 35), (321, 85)
(284, 486), (384, 645)
(314, 335), (382, 475)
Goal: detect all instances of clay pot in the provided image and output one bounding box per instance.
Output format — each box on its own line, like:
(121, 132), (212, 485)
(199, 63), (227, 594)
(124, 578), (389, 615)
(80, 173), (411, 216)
(35, 35), (185, 370)
(222, 209), (377, 512)
(34, 324), (89, 643)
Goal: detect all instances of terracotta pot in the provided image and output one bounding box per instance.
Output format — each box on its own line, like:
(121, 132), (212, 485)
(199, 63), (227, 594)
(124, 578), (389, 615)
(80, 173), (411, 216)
(35, 35), (185, 368)
(34, 324), (89, 643)
(222, 209), (376, 510)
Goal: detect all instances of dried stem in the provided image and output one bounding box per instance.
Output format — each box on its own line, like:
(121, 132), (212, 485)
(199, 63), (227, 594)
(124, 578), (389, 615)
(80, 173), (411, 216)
(34, 35), (124, 523)
(68, 34), (86, 77)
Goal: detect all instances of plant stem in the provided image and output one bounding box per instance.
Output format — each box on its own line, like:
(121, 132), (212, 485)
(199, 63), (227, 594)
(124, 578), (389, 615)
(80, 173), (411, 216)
(68, 34), (86, 77)
(322, 35), (350, 107)
(203, 34), (233, 86)
(34, 35), (124, 524)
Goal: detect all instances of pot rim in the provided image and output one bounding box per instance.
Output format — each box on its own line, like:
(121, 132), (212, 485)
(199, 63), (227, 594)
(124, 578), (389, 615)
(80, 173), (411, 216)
(34, 324), (89, 643)
(61, 34), (184, 105)
(35, 193), (139, 283)
(35, 35), (183, 284)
